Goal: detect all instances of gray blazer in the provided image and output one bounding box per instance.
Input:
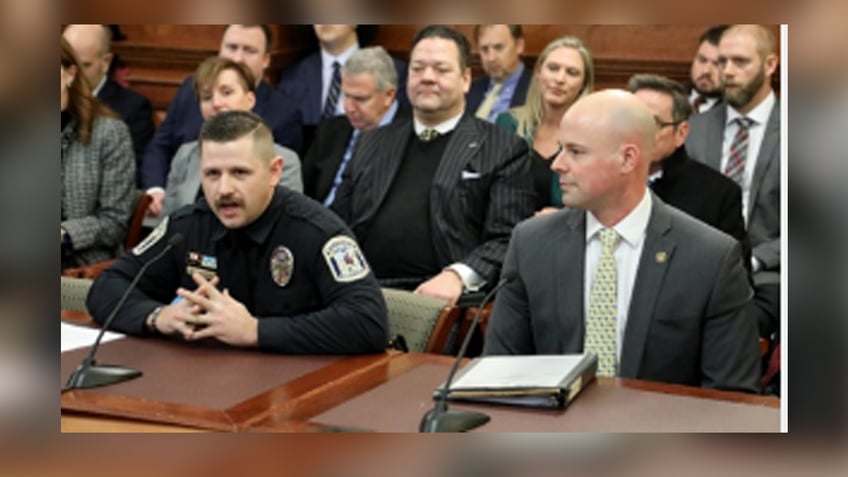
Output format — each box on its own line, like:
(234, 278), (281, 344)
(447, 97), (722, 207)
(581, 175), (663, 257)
(61, 116), (135, 267)
(160, 141), (303, 220)
(686, 101), (781, 279)
(484, 194), (761, 393)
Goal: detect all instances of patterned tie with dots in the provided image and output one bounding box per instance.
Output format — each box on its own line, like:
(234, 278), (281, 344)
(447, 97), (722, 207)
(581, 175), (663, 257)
(585, 228), (621, 376)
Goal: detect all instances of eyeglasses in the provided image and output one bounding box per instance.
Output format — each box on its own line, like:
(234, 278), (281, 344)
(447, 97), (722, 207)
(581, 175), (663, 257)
(654, 117), (683, 129)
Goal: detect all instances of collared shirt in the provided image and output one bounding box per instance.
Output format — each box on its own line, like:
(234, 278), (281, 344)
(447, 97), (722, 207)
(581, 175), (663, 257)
(688, 90), (719, 114)
(584, 190), (652, 360)
(321, 44), (359, 117)
(647, 169), (664, 188)
(323, 100), (400, 207)
(482, 62), (526, 123)
(412, 110), (464, 137)
(413, 110), (482, 290)
(721, 91), (776, 223)
(92, 75), (107, 97)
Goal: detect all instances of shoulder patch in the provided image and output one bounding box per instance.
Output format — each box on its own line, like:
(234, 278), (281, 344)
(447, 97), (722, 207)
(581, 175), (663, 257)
(133, 216), (168, 256)
(322, 235), (370, 283)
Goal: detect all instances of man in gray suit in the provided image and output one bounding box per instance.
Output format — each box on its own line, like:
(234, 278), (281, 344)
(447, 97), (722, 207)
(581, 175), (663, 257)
(685, 24), (780, 340)
(485, 90), (760, 392)
(332, 25), (535, 305)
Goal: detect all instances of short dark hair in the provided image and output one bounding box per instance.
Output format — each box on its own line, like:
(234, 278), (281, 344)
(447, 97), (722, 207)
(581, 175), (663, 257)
(224, 24), (273, 53)
(411, 25), (471, 71)
(199, 110), (275, 163)
(699, 25), (729, 47)
(474, 24), (523, 42)
(627, 74), (693, 123)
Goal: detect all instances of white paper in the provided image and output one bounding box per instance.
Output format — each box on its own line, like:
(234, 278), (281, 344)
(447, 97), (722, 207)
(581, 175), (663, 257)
(452, 355), (589, 389)
(61, 322), (125, 352)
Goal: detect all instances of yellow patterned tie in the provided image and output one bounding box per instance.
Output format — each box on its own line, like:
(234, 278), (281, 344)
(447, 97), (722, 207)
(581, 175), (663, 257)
(585, 228), (620, 376)
(475, 82), (504, 120)
(419, 129), (441, 142)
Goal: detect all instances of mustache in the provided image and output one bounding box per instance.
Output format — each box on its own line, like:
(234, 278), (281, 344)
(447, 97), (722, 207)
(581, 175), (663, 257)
(214, 196), (243, 207)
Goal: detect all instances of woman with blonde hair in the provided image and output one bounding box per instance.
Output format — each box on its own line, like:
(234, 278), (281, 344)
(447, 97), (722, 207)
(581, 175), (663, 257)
(61, 38), (134, 269)
(496, 36), (594, 213)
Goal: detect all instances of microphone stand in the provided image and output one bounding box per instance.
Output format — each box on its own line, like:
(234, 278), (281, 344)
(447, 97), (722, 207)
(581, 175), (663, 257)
(419, 273), (514, 432)
(63, 235), (181, 391)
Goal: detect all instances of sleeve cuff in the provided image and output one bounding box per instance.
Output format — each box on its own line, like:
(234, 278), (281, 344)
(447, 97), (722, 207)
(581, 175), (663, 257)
(446, 263), (485, 292)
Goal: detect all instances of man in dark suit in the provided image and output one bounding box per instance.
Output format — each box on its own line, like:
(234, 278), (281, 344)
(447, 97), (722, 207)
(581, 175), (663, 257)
(302, 46), (403, 205)
(63, 24), (154, 187)
(627, 73), (750, 269)
(466, 24), (532, 122)
(332, 25), (536, 306)
(686, 25), (780, 340)
(688, 25), (728, 115)
(140, 24), (303, 218)
(277, 25), (408, 150)
(484, 90), (759, 392)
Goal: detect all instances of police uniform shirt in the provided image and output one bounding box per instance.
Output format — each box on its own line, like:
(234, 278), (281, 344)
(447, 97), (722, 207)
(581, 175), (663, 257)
(86, 186), (388, 355)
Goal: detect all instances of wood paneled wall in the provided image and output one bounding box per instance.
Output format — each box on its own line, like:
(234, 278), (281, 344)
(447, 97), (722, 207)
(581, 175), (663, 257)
(111, 25), (780, 117)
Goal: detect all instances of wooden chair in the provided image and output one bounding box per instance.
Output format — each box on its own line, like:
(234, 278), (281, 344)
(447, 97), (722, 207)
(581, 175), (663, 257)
(62, 190), (151, 280)
(382, 288), (463, 354)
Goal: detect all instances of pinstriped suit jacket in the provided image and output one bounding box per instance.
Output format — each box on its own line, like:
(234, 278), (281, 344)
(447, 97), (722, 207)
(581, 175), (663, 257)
(331, 113), (536, 285)
(61, 115), (135, 267)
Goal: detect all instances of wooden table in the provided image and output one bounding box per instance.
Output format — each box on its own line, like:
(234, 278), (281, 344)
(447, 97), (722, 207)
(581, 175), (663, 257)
(252, 354), (781, 432)
(62, 316), (780, 432)
(61, 324), (399, 432)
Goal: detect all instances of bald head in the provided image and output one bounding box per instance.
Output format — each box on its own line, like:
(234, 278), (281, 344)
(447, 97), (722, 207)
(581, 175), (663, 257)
(63, 24), (113, 90)
(566, 89), (656, 170)
(553, 90), (656, 225)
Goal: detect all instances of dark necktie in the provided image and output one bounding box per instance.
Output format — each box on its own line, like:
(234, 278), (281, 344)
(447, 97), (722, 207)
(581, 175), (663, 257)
(724, 117), (755, 187)
(323, 61), (341, 119)
(692, 95), (707, 114)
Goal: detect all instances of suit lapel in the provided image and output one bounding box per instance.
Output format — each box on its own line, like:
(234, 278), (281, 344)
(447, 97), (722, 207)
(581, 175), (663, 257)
(619, 195), (676, 378)
(431, 115), (483, 206)
(748, 101), (780, 218)
(705, 106), (728, 170)
(358, 119), (411, 227)
(556, 210), (586, 353)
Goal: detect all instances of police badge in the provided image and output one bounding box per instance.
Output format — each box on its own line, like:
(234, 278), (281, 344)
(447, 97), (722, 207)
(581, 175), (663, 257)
(270, 245), (294, 287)
(322, 235), (369, 282)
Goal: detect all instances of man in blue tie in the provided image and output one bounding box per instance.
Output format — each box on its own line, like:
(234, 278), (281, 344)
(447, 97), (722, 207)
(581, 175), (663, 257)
(301, 46), (403, 206)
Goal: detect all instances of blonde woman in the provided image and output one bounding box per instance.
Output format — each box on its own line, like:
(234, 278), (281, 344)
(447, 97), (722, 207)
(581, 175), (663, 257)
(495, 36), (594, 213)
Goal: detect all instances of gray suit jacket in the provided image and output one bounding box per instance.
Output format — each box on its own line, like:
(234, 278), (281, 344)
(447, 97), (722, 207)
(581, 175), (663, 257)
(686, 101), (781, 280)
(484, 194), (760, 393)
(331, 113), (536, 284)
(160, 141), (303, 220)
(61, 116), (135, 267)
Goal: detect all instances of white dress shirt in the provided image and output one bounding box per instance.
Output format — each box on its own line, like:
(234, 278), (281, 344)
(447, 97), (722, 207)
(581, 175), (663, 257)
(721, 91), (776, 223)
(584, 190), (652, 360)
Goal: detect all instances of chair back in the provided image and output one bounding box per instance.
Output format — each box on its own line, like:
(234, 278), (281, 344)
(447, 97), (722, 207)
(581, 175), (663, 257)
(382, 288), (461, 354)
(61, 276), (93, 313)
(124, 190), (153, 250)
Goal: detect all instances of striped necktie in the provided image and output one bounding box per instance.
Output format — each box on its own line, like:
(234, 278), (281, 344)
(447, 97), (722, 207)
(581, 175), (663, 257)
(724, 117), (755, 187)
(585, 228), (621, 376)
(322, 61), (341, 119)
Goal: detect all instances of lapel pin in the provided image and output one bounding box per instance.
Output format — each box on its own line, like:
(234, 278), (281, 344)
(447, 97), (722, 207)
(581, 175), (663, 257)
(655, 251), (667, 264)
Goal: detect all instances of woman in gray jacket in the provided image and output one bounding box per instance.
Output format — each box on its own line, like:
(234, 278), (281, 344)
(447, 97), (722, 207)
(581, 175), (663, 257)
(61, 38), (134, 269)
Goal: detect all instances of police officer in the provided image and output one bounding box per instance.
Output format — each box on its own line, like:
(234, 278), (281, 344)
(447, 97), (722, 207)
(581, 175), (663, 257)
(87, 110), (388, 354)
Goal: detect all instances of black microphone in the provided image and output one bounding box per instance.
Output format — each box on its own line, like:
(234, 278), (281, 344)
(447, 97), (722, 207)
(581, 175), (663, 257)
(419, 270), (517, 432)
(63, 233), (184, 391)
